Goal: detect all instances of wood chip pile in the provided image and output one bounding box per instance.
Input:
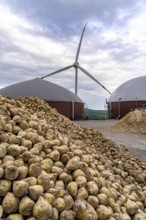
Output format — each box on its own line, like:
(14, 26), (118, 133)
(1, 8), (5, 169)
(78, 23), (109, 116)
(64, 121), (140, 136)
(0, 95), (146, 220)
(111, 109), (146, 133)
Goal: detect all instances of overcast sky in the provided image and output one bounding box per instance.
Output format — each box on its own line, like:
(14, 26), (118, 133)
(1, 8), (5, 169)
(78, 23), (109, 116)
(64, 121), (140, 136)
(0, 0), (146, 109)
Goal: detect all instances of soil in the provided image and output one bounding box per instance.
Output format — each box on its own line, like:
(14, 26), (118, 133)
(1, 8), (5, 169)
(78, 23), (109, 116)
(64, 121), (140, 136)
(74, 120), (146, 163)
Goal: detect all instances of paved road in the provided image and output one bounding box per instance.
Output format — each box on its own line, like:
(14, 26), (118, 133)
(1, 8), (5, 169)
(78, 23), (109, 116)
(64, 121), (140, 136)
(74, 120), (146, 163)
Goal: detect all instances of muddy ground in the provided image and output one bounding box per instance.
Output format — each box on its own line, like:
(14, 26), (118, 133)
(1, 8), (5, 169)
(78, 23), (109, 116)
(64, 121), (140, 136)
(74, 120), (146, 163)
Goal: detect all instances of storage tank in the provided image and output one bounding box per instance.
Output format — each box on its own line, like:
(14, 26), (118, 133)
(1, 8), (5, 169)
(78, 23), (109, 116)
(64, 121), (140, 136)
(108, 76), (146, 119)
(0, 78), (84, 120)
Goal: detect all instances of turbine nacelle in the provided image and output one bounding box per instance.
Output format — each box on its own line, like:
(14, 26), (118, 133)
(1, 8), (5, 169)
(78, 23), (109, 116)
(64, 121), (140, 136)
(73, 62), (79, 68)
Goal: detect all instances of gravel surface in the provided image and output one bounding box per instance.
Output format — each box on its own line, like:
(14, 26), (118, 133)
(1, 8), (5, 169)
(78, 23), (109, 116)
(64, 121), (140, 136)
(74, 120), (146, 163)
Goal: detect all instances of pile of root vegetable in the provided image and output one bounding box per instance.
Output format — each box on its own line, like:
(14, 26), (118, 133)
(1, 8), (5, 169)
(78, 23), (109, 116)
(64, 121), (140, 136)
(0, 95), (146, 220)
(111, 109), (146, 133)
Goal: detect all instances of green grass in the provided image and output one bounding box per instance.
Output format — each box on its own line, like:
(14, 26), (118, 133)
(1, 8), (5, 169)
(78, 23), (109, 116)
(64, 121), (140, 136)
(84, 108), (108, 120)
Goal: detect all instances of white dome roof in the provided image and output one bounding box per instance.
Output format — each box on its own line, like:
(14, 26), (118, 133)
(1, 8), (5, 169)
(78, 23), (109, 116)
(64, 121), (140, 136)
(0, 78), (83, 103)
(109, 75), (146, 102)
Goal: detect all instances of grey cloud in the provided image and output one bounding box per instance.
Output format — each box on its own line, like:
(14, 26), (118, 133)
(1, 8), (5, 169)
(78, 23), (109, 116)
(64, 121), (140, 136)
(110, 45), (143, 62)
(1, 0), (139, 37)
(0, 31), (62, 83)
(82, 32), (144, 66)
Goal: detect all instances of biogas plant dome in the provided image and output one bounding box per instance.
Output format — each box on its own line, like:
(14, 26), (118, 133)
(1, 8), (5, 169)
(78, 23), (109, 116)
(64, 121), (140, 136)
(0, 78), (83, 103)
(109, 75), (146, 102)
(0, 78), (84, 120)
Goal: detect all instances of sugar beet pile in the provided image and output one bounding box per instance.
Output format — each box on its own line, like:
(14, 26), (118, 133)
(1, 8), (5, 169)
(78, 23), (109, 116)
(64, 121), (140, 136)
(111, 109), (146, 133)
(0, 96), (146, 220)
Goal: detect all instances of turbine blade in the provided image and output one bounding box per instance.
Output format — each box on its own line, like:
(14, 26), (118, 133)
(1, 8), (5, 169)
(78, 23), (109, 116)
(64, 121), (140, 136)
(75, 23), (87, 62)
(41, 65), (73, 79)
(78, 66), (111, 94)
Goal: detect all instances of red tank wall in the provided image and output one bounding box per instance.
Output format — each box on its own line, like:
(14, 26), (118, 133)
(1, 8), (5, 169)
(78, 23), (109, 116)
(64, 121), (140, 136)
(108, 101), (146, 119)
(46, 101), (84, 120)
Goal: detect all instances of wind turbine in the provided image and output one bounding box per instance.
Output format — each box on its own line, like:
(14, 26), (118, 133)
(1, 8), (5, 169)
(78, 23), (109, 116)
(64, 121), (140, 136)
(41, 23), (111, 95)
